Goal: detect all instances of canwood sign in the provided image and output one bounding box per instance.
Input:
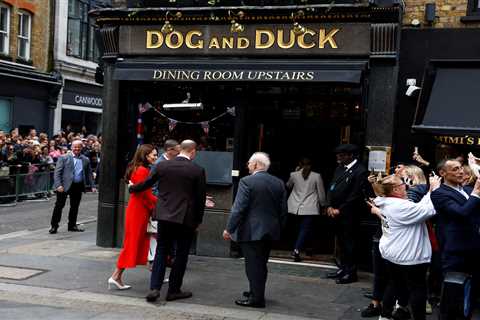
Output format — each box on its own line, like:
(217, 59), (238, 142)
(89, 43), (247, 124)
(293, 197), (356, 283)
(119, 23), (370, 56)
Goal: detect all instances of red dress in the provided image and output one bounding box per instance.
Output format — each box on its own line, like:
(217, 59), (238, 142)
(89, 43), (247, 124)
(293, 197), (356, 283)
(117, 166), (157, 268)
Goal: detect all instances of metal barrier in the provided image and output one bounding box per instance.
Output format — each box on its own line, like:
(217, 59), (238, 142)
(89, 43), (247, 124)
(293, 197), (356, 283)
(0, 165), (54, 206)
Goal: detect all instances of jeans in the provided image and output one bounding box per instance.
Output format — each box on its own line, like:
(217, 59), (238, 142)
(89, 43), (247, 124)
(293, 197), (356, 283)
(294, 215), (315, 251)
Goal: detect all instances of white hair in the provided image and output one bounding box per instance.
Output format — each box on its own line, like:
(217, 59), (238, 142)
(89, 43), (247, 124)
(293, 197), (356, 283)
(71, 139), (83, 147)
(249, 152), (271, 170)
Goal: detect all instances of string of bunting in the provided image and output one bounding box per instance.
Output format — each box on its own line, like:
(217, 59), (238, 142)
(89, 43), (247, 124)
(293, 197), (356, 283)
(138, 102), (236, 135)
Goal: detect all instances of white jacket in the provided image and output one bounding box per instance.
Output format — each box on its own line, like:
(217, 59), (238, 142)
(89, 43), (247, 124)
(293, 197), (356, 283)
(375, 194), (436, 265)
(287, 171), (326, 215)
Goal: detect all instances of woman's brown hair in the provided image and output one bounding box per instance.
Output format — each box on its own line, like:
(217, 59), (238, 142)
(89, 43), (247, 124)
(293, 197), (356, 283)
(124, 144), (155, 181)
(299, 157), (312, 180)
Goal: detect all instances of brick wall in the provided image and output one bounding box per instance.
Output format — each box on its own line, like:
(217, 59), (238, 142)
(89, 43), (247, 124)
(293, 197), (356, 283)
(403, 0), (480, 28)
(1, 0), (51, 71)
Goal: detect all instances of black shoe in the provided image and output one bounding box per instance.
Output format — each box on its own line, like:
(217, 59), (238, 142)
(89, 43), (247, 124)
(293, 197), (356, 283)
(146, 289), (160, 302)
(335, 272), (358, 284)
(242, 291), (252, 298)
(68, 226), (84, 232)
(326, 268), (345, 279)
(392, 307), (411, 320)
(49, 227), (58, 234)
(291, 250), (302, 262)
(235, 298), (265, 308)
(166, 290), (192, 301)
(361, 303), (381, 317)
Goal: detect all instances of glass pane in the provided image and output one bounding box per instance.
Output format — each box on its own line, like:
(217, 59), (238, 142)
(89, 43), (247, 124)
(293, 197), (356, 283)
(81, 22), (88, 59)
(0, 35), (5, 54)
(67, 19), (81, 56)
(18, 38), (26, 58)
(0, 8), (8, 31)
(0, 99), (11, 132)
(81, 2), (88, 22)
(69, 0), (80, 18)
(20, 14), (29, 37)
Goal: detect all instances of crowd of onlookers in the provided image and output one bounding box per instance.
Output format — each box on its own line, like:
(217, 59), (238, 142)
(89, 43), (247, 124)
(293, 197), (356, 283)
(0, 127), (101, 201)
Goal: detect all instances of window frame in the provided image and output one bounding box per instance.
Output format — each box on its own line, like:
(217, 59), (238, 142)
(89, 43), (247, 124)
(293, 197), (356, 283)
(0, 4), (10, 56)
(17, 11), (32, 61)
(67, 0), (99, 62)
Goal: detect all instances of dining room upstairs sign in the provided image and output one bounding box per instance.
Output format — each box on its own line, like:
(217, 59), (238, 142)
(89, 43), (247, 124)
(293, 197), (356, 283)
(119, 23), (370, 56)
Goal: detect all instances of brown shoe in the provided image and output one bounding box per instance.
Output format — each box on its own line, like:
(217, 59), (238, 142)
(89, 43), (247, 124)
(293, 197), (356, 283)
(166, 290), (192, 301)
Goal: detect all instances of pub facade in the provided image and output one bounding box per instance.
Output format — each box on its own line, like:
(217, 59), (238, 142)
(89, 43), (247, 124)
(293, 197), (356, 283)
(92, 0), (402, 267)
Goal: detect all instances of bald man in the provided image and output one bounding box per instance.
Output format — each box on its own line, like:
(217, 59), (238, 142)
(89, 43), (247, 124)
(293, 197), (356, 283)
(49, 140), (94, 234)
(129, 139), (206, 303)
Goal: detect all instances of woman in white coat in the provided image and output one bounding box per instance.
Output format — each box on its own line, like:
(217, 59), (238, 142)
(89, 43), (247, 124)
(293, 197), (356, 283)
(286, 158), (326, 262)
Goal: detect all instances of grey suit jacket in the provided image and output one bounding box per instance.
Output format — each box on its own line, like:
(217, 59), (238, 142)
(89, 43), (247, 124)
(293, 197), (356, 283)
(53, 154), (93, 192)
(226, 171), (288, 242)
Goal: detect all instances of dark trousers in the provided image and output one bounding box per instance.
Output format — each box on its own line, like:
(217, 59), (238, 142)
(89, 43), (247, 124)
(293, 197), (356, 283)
(150, 221), (194, 292)
(442, 250), (480, 313)
(335, 215), (357, 274)
(294, 215), (315, 251)
(382, 262), (429, 320)
(50, 182), (83, 229)
(371, 240), (409, 306)
(239, 238), (272, 304)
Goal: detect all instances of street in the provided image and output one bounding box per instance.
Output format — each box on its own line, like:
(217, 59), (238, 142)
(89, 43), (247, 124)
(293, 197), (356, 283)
(0, 195), (376, 319)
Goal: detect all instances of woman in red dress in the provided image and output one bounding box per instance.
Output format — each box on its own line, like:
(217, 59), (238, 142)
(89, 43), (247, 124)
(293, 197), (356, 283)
(108, 144), (158, 290)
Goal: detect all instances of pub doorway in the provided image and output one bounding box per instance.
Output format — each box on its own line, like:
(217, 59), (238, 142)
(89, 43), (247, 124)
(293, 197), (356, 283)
(122, 80), (367, 262)
(240, 83), (366, 261)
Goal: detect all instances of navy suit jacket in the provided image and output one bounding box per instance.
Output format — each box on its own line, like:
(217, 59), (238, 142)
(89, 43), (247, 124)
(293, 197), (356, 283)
(226, 171), (287, 242)
(431, 184), (480, 252)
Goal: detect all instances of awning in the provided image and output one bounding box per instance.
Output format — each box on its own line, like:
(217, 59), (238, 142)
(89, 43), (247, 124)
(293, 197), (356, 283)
(0, 62), (62, 87)
(113, 58), (367, 83)
(412, 64), (480, 135)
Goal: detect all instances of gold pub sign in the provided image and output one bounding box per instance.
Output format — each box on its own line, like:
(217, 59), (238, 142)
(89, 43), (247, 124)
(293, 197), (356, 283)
(119, 23), (370, 56)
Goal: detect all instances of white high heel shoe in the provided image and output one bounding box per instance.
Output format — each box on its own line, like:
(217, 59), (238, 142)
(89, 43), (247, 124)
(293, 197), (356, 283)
(108, 277), (131, 290)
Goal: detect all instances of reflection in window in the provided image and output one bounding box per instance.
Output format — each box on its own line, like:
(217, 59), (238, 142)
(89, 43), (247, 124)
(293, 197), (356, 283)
(0, 98), (11, 132)
(17, 12), (31, 60)
(67, 0), (99, 62)
(467, 0), (480, 15)
(0, 5), (9, 56)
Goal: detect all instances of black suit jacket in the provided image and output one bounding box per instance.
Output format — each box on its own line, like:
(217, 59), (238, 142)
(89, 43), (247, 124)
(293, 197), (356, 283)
(226, 171), (288, 242)
(130, 156), (206, 229)
(431, 184), (480, 253)
(326, 160), (371, 216)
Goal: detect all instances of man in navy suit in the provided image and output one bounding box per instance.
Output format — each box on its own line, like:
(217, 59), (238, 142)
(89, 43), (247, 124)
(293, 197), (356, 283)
(223, 152), (287, 308)
(431, 158), (480, 310)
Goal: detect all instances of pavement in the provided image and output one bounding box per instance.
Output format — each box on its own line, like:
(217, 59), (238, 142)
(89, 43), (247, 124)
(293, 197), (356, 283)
(0, 195), (437, 319)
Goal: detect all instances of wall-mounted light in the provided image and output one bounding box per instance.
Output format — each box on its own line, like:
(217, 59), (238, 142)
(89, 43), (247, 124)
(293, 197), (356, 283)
(228, 10), (245, 33)
(161, 11), (182, 34)
(291, 10), (306, 35)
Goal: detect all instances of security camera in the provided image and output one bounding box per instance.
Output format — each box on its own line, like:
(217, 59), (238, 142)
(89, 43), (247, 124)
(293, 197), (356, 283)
(406, 85), (421, 97)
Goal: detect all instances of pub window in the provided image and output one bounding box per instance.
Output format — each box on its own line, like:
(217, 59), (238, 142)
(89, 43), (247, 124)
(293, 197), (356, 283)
(0, 98), (12, 132)
(467, 0), (480, 16)
(67, 0), (99, 62)
(17, 11), (31, 60)
(0, 4), (10, 56)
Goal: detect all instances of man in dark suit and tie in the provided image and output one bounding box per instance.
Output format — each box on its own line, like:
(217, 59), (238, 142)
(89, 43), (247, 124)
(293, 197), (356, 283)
(223, 152), (287, 308)
(326, 144), (371, 284)
(49, 139), (95, 234)
(431, 159), (480, 310)
(129, 140), (206, 303)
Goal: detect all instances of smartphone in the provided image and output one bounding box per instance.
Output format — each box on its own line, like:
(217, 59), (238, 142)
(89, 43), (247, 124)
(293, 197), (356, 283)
(414, 146), (419, 154)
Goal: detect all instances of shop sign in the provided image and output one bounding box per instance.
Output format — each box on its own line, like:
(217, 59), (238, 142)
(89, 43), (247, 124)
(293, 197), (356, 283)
(63, 91), (103, 108)
(119, 23), (370, 56)
(434, 135), (480, 146)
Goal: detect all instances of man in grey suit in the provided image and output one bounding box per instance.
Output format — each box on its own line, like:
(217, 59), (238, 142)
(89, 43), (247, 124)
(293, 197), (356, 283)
(223, 152), (287, 308)
(49, 140), (94, 234)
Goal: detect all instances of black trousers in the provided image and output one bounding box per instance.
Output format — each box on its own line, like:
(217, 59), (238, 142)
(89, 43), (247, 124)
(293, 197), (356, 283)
(239, 238), (272, 304)
(382, 262), (429, 320)
(50, 182), (84, 229)
(335, 215), (357, 274)
(371, 240), (409, 306)
(150, 221), (194, 292)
